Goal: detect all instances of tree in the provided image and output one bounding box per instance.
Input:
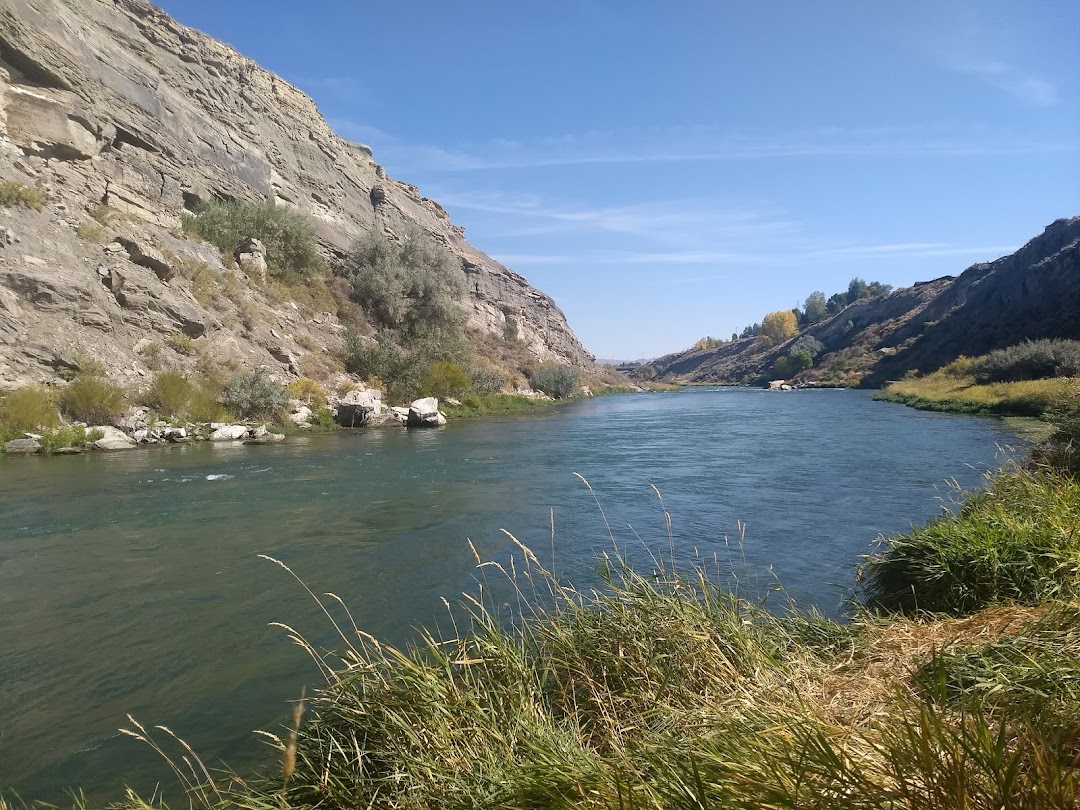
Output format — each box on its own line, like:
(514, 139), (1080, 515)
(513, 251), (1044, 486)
(847, 277), (870, 302)
(760, 310), (799, 345)
(804, 291), (828, 324)
(731, 333), (739, 342)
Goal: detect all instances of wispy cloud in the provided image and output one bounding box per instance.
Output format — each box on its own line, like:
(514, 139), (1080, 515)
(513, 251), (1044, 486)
(948, 59), (1059, 107)
(326, 121), (1075, 173)
(493, 242), (1016, 269)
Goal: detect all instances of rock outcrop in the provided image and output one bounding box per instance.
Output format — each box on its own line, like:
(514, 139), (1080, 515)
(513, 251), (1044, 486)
(643, 217), (1080, 386)
(0, 0), (592, 388)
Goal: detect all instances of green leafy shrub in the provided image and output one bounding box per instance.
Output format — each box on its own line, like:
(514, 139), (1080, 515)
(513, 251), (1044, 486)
(39, 426), (104, 452)
(939, 355), (973, 378)
(422, 361), (470, 400)
(165, 333), (195, 355)
(59, 375), (126, 425)
(339, 226), (465, 344)
(286, 378), (327, 408)
(860, 464), (1080, 615)
(221, 368), (289, 420)
(342, 330), (426, 400)
(530, 363), (580, 399)
(141, 370), (193, 416)
(970, 339), (1080, 384)
(182, 199), (323, 280)
(76, 222), (109, 243)
(469, 364), (507, 395)
(0, 180), (45, 211)
(0, 384), (59, 437)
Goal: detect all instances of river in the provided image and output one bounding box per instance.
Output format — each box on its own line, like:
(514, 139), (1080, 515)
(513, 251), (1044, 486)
(0, 388), (1018, 800)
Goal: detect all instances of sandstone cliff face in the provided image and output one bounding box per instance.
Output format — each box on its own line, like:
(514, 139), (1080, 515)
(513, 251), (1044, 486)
(645, 217), (1080, 386)
(0, 0), (591, 387)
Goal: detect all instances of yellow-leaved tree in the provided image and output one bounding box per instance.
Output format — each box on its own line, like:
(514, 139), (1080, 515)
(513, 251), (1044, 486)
(760, 310), (799, 345)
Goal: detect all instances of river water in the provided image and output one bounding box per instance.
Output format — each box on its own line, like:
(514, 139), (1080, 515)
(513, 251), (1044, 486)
(0, 388), (1018, 800)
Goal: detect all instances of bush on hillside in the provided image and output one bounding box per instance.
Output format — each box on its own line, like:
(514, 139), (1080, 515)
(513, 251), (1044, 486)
(0, 180), (45, 211)
(969, 339), (1080, 384)
(182, 199), (323, 280)
(142, 371), (193, 416)
(0, 384), (59, 437)
(422, 361), (471, 401)
(286, 378), (327, 408)
(531, 364), (580, 399)
(59, 374), (126, 425)
(221, 368), (289, 420)
(339, 226), (466, 345)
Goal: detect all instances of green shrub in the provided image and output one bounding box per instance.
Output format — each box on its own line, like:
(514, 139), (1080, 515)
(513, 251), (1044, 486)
(342, 329), (426, 401)
(39, 425), (104, 452)
(339, 226), (466, 344)
(530, 363), (580, 399)
(141, 370), (193, 416)
(286, 378), (327, 408)
(76, 222), (109, 243)
(182, 199), (323, 280)
(165, 333), (195, 355)
(59, 374), (126, 425)
(860, 465), (1080, 615)
(421, 361), (470, 400)
(0, 384), (59, 436)
(221, 368), (289, 420)
(0, 180), (45, 211)
(970, 339), (1080, 384)
(469, 365), (507, 395)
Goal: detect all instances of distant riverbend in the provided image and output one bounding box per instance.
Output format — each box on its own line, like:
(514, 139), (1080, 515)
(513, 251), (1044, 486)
(0, 388), (1019, 801)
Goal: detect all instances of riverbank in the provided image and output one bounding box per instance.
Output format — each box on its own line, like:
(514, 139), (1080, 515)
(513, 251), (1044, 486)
(10, 400), (1073, 809)
(874, 373), (1076, 416)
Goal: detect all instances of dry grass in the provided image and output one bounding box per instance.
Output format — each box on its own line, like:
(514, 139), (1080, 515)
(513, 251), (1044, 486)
(876, 373), (1079, 417)
(816, 604), (1050, 726)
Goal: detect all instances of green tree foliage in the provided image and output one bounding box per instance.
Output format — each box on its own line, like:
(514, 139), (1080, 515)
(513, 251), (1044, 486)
(740, 323), (761, 339)
(340, 226), (466, 345)
(760, 310), (799, 345)
(804, 291), (828, 324)
(221, 368), (290, 420)
(422, 361), (471, 400)
(825, 278), (893, 314)
(182, 199), (324, 280)
(789, 335), (824, 359)
(531, 364), (580, 399)
(970, 339), (1080, 384)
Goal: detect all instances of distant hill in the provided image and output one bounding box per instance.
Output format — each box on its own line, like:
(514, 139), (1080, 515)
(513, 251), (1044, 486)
(637, 217), (1080, 387)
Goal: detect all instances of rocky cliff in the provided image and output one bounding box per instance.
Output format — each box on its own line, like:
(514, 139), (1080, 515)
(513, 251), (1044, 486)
(643, 217), (1080, 386)
(0, 0), (592, 387)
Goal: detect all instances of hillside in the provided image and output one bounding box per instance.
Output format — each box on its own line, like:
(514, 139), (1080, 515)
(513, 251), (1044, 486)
(641, 216), (1080, 387)
(0, 0), (593, 390)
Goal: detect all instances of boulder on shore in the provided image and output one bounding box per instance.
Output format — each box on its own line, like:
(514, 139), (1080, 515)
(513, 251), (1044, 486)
(5, 437), (41, 455)
(209, 424), (249, 441)
(335, 389), (383, 427)
(244, 432), (285, 445)
(92, 425), (137, 451)
(406, 397), (447, 428)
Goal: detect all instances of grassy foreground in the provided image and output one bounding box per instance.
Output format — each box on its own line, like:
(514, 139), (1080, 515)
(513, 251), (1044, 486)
(874, 373), (1078, 417)
(14, 434), (1080, 809)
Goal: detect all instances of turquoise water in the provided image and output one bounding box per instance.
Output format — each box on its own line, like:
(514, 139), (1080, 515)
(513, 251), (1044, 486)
(0, 389), (1017, 800)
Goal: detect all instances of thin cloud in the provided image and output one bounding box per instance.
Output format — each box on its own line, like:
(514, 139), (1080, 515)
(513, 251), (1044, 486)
(329, 123), (1076, 173)
(950, 59), (1059, 107)
(493, 243), (1017, 269)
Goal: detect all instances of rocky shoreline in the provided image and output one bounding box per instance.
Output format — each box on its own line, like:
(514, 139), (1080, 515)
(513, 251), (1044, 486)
(1, 391), (450, 456)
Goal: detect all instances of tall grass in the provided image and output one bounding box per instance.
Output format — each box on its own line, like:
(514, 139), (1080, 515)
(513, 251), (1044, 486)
(875, 373), (1077, 417)
(860, 464), (1080, 615)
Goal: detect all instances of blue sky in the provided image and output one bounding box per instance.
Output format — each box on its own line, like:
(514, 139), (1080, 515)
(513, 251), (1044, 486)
(157, 1), (1078, 360)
